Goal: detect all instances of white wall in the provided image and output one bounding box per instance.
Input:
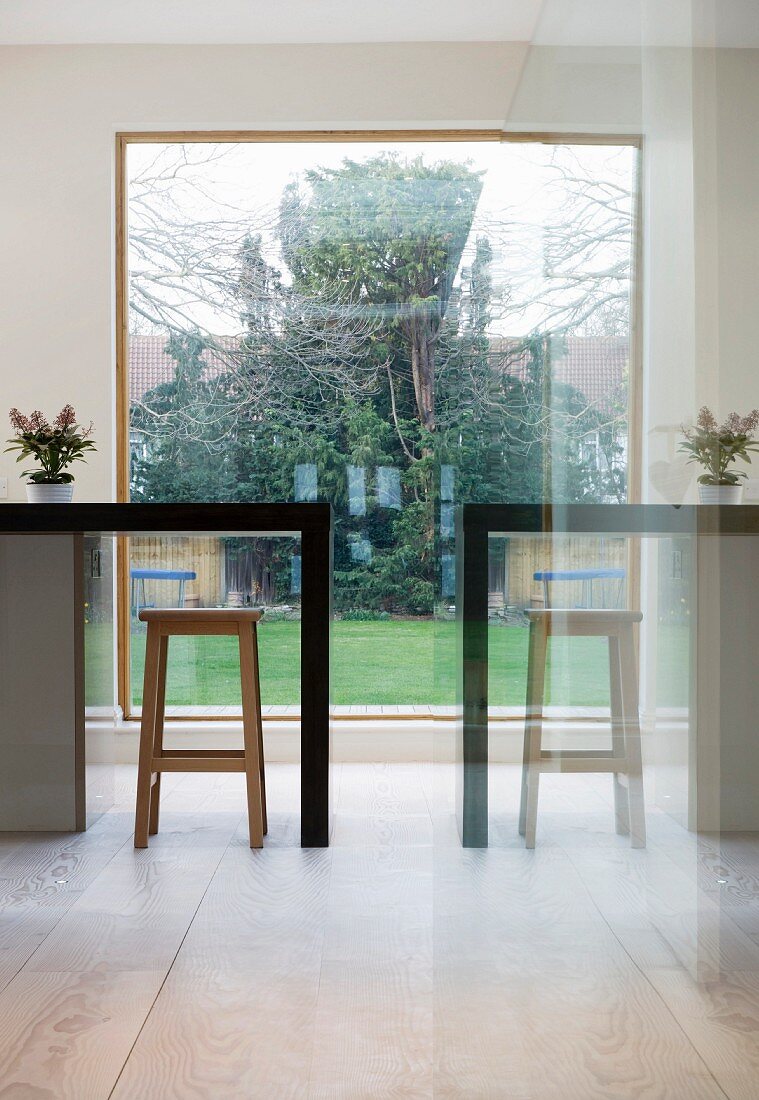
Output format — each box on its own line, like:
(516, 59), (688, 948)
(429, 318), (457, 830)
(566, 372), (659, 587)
(640, 47), (699, 505)
(0, 41), (644, 501)
(710, 49), (759, 413)
(0, 42), (523, 500)
(1, 41), (756, 505)
(641, 45), (759, 505)
(508, 45), (641, 130)
(635, 42), (759, 830)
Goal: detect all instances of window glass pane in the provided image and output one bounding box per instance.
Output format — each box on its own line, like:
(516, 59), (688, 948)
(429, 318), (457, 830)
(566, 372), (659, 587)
(126, 139), (637, 713)
(128, 535), (300, 713)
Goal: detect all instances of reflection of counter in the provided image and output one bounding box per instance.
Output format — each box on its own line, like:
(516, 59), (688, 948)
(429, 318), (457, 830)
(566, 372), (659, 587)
(0, 504), (333, 846)
(694, 533), (759, 832)
(0, 533), (87, 830)
(456, 503), (759, 847)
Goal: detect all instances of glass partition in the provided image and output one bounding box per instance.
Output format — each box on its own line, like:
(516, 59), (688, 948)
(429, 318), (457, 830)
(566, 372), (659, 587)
(103, 11), (759, 1099)
(480, 534), (692, 849)
(438, 514), (759, 1094)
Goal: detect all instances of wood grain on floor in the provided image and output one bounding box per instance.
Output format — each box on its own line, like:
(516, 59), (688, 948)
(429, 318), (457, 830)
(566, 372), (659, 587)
(0, 764), (757, 1097)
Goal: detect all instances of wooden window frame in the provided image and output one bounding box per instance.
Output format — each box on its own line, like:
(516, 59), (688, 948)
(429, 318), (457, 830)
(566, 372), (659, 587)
(115, 129), (643, 722)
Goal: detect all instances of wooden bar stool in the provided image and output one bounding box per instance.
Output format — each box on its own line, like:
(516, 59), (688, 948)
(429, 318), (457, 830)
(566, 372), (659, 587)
(134, 608), (266, 849)
(519, 609), (645, 849)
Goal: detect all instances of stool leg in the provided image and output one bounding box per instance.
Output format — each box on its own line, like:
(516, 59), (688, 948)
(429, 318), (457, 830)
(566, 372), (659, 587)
(135, 623), (161, 848)
(252, 624), (267, 835)
(520, 616), (547, 848)
(620, 624), (646, 848)
(608, 634), (631, 836)
(238, 623), (264, 848)
(148, 634), (169, 836)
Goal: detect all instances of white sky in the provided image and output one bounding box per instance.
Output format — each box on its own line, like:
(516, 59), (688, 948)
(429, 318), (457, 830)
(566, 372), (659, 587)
(127, 139), (635, 337)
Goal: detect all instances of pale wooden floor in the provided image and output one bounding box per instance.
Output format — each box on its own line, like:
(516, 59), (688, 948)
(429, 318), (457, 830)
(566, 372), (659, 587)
(1, 765), (759, 1098)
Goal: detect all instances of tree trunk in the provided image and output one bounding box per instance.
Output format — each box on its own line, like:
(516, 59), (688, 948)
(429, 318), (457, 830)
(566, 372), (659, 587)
(409, 320), (436, 433)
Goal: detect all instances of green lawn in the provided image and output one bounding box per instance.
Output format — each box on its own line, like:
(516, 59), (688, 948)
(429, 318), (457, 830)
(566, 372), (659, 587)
(85, 619), (689, 709)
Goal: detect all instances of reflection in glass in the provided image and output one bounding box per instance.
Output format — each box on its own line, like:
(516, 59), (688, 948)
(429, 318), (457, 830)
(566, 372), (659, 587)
(519, 600), (644, 849)
(441, 553), (455, 598)
(294, 463), (317, 502)
(346, 464), (367, 515)
(376, 466), (401, 510)
(291, 553), (301, 595)
(440, 464), (455, 501)
(349, 534), (372, 564)
(440, 502), (454, 539)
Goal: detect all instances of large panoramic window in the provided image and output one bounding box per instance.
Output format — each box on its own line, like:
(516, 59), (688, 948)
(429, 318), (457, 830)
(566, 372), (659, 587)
(120, 134), (639, 717)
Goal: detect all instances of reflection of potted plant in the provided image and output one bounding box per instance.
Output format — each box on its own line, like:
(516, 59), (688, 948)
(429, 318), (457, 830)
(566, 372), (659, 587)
(680, 406), (759, 504)
(6, 405), (97, 502)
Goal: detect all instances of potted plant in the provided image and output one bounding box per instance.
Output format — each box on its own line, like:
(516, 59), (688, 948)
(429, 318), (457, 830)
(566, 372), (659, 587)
(6, 405), (97, 502)
(680, 406), (759, 503)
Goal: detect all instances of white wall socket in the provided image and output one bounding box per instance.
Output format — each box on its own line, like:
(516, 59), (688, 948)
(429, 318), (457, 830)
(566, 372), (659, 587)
(0, 477), (7, 499)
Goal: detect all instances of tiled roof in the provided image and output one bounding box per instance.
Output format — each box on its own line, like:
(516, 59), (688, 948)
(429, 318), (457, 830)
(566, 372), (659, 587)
(129, 333), (629, 409)
(128, 334), (233, 405)
(495, 335), (629, 410)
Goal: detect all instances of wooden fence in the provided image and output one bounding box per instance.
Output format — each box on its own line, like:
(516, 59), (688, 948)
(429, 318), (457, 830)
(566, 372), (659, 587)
(498, 535), (628, 609)
(129, 536), (224, 609)
(129, 534), (629, 612)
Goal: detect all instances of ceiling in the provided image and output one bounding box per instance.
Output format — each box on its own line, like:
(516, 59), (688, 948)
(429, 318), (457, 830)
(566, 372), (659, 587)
(0, 0), (541, 44)
(1, 0), (758, 47)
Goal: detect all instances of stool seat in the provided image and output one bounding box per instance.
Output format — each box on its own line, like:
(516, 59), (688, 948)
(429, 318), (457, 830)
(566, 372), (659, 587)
(139, 608), (263, 623)
(134, 608), (267, 849)
(526, 608), (642, 635)
(519, 607), (645, 849)
(527, 609), (642, 622)
(532, 569), (626, 609)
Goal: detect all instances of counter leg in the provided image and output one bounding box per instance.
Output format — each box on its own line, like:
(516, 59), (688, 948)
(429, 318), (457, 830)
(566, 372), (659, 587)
(456, 519), (489, 847)
(300, 525), (332, 847)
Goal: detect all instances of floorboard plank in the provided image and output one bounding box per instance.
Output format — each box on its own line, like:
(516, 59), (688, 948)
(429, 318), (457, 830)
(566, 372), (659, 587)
(0, 966), (165, 1099)
(0, 765), (757, 1098)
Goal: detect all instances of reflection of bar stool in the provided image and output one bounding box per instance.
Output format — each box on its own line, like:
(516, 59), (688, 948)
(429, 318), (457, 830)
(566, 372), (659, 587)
(130, 568), (197, 617)
(533, 568), (626, 609)
(519, 609), (645, 849)
(134, 609), (266, 849)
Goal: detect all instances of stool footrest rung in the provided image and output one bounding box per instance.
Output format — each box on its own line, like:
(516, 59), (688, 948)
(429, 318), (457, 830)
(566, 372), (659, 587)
(152, 752), (246, 773)
(159, 749), (245, 758)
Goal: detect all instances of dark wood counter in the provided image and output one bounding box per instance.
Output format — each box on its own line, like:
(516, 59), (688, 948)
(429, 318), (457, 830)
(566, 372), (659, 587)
(0, 501), (332, 536)
(0, 503), (333, 847)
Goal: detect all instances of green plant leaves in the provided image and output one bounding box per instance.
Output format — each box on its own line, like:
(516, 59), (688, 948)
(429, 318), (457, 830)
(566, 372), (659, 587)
(5, 423), (96, 483)
(679, 421), (759, 485)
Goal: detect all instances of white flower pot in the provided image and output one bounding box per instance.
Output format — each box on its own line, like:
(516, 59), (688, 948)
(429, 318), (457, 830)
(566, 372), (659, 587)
(26, 483), (74, 503)
(698, 483), (743, 505)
